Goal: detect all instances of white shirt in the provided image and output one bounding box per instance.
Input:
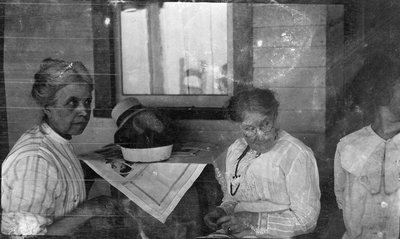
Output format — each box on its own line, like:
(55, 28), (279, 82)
(215, 130), (321, 238)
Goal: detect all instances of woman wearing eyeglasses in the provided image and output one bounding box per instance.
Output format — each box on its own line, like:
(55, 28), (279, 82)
(204, 87), (321, 238)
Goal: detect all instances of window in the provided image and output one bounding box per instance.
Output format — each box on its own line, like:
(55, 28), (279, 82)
(91, 1), (252, 119)
(114, 2), (236, 109)
(120, 3), (229, 96)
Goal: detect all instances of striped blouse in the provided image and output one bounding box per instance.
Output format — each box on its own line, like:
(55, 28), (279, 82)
(214, 130), (321, 238)
(1, 123), (86, 235)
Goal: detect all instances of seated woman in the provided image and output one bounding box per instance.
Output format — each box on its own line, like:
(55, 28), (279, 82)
(1, 58), (123, 236)
(204, 87), (321, 238)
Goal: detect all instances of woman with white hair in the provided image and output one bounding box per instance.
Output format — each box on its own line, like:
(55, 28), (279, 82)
(1, 58), (121, 236)
(204, 87), (321, 238)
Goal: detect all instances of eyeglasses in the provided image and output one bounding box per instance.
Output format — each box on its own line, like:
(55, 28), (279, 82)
(240, 118), (275, 137)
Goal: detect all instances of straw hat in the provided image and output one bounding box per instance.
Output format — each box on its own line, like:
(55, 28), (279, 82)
(111, 97), (148, 139)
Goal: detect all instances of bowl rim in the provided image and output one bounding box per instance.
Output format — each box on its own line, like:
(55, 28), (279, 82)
(119, 143), (173, 150)
(120, 144), (173, 162)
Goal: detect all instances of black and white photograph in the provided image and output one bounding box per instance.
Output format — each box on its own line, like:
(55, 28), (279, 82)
(0, 0), (399, 238)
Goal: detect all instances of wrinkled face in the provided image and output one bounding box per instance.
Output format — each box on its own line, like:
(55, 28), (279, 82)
(241, 110), (277, 153)
(44, 84), (92, 138)
(388, 83), (400, 120)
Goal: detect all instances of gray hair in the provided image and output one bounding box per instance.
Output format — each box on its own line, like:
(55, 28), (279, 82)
(227, 87), (280, 122)
(31, 58), (93, 107)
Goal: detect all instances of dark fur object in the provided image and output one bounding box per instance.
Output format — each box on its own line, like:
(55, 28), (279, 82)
(115, 109), (175, 149)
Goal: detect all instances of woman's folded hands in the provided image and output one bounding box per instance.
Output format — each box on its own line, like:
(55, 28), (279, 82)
(205, 208), (257, 235)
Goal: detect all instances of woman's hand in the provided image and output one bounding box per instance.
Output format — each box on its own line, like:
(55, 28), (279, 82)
(204, 207), (227, 231)
(46, 196), (124, 235)
(216, 212), (255, 235)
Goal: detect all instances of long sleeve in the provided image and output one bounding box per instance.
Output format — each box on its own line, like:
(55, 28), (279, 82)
(334, 145), (346, 209)
(249, 151), (320, 238)
(1, 156), (59, 235)
(213, 151), (238, 215)
(217, 177), (238, 215)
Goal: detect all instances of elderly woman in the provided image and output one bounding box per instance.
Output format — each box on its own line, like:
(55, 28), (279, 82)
(204, 87), (321, 238)
(1, 58), (120, 236)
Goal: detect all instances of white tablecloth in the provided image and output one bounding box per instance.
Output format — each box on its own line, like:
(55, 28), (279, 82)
(80, 146), (208, 223)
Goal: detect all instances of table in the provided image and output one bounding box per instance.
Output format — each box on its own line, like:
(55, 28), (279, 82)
(78, 142), (226, 238)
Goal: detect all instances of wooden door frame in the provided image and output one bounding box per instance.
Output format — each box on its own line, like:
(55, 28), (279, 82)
(0, 2), (9, 163)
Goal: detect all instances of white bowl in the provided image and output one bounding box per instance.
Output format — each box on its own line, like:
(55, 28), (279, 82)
(120, 144), (173, 162)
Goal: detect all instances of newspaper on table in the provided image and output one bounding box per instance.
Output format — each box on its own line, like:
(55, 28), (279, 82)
(79, 143), (220, 223)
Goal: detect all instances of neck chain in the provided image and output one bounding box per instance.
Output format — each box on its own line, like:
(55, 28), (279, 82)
(230, 145), (251, 196)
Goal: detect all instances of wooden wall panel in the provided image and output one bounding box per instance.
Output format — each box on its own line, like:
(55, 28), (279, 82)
(272, 88), (325, 110)
(175, 129), (240, 145)
(3, 0), (106, 151)
(253, 26), (326, 47)
(253, 47), (326, 67)
(253, 4), (326, 27)
(278, 110), (325, 133)
(254, 67), (325, 88)
(174, 120), (237, 132)
(175, 127), (324, 155)
(252, 4), (331, 157)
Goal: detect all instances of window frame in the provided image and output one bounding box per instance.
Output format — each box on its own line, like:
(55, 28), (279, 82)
(92, 1), (253, 119)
